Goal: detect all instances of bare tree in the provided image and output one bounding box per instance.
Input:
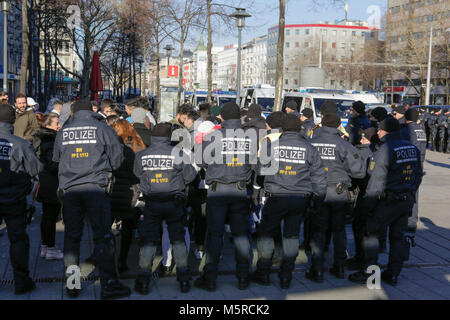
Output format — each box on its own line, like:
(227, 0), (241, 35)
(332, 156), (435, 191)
(19, 0), (29, 94)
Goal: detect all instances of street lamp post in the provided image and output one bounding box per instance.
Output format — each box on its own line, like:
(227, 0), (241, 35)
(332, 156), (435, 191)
(230, 8), (251, 106)
(1, 1), (10, 93)
(164, 44), (174, 72)
(425, 27), (433, 106)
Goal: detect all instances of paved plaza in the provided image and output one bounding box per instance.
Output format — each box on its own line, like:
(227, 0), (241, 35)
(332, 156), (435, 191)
(0, 151), (449, 300)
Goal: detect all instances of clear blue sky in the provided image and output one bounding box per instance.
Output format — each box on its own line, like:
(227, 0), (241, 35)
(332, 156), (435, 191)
(186, 0), (387, 49)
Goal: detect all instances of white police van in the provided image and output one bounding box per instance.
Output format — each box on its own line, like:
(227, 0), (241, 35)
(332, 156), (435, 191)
(240, 85), (275, 116)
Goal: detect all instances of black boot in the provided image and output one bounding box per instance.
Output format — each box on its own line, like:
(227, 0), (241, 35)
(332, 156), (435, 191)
(345, 257), (363, 271)
(250, 271), (271, 286)
(101, 279), (131, 300)
(348, 271), (370, 284)
(305, 268), (324, 283)
(15, 278), (36, 295)
(279, 273), (292, 289)
(66, 287), (81, 298)
(194, 276), (216, 292)
(134, 274), (151, 295)
(179, 280), (191, 293)
(381, 270), (398, 286)
(329, 264), (345, 279)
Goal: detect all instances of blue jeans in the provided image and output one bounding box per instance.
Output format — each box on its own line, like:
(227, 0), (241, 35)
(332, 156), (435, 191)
(203, 183), (250, 282)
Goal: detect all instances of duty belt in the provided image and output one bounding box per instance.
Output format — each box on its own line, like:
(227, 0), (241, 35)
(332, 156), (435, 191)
(380, 191), (412, 202)
(264, 191), (311, 199)
(210, 181), (248, 192)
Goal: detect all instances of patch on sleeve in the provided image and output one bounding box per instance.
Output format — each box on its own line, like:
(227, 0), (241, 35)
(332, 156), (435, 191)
(369, 161), (376, 171)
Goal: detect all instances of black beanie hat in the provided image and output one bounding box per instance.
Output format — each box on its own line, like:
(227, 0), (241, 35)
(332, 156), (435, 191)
(266, 111), (285, 129)
(282, 114), (302, 132)
(435, 107), (441, 112)
(379, 116), (400, 133)
(321, 101), (338, 115)
(322, 114), (341, 128)
(405, 108), (419, 122)
(285, 100), (299, 112)
(72, 99), (93, 113)
(0, 104), (15, 124)
(221, 102), (241, 120)
(370, 107), (388, 122)
(393, 105), (406, 115)
(247, 104), (262, 118)
(362, 127), (379, 143)
(152, 123), (172, 137)
(301, 108), (314, 119)
(352, 101), (366, 114)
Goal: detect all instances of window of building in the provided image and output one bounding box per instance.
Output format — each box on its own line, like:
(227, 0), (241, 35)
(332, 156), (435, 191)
(305, 42), (309, 47)
(294, 79), (298, 85)
(352, 31), (356, 36)
(286, 42), (290, 48)
(322, 29), (327, 35)
(332, 42), (336, 48)
(341, 43), (346, 49)
(295, 42), (299, 48)
(361, 32), (365, 37)
(332, 30), (337, 37)
(305, 29), (310, 35)
(296, 29), (300, 35)
(330, 80), (335, 86)
(342, 31), (347, 36)
(286, 29), (291, 36)
(285, 79), (289, 85)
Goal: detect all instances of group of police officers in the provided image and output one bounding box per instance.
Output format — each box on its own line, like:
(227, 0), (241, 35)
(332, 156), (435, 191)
(0, 97), (429, 299)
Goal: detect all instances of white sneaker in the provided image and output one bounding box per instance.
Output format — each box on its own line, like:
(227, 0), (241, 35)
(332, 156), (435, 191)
(45, 247), (64, 260)
(194, 249), (204, 260)
(40, 245), (48, 258)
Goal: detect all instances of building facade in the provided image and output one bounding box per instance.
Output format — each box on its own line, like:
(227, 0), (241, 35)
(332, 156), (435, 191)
(266, 20), (377, 91)
(386, 0), (450, 104)
(242, 35), (268, 87)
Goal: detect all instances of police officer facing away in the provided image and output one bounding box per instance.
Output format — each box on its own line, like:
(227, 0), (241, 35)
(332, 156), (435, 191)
(252, 114), (327, 289)
(401, 108), (427, 235)
(349, 117), (422, 286)
(307, 114), (366, 282)
(53, 100), (130, 299)
(0, 104), (43, 294)
(194, 103), (256, 292)
(133, 124), (197, 294)
(300, 108), (315, 139)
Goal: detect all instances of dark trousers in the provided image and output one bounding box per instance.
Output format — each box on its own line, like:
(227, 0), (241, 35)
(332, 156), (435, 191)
(352, 194), (366, 263)
(137, 200), (189, 282)
(119, 217), (136, 265)
(363, 198), (414, 276)
(256, 196), (306, 280)
(311, 187), (349, 271)
(0, 202), (31, 288)
(203, 183), (250, 282)
(189, 188), (207, 247)
(40, 202), (61, 247)
(62, 184), (117, 284)
(407, 189), (420, 233)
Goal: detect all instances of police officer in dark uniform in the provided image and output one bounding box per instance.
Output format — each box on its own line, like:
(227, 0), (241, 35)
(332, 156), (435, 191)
(392, 105), (407, 128)
(194, 102), (256, 292)
(437, 109), (448, 153)
(300, 108), (315, 139)
(133, 124), (197, 294)
(345, 101), (371, 146)
(349, 117), (422, 285)
(307, 114), (366, 282)
(0, 104), (43, 295)
(53, 100), (130, 299)
(401, 108), (427, 235)
(252, 114), (327, 289)
(429, 108), (440, 151)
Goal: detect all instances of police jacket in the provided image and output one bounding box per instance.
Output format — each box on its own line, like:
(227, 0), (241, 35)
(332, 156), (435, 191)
(310, 126), (366, 186)
(32, 127), (59, 204)
(437, 114), (447, 132)
(346, 114), (371, 146)
(133, 136), (197, 198)
(257, 131), (327, 199)
(428, 114), (438, 130)
(301, 119), (315, 139)
(0, 122), (43, 204)
(401, 122), (426, 163)
(200, 119), (256, 185)
(363, 131), (422, 212)
(53, 110), (124, 191)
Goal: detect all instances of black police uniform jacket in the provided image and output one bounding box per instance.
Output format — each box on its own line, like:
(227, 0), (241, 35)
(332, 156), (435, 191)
(400, 122), (427, 163)
(310, 126), (366, 187)
(0, 122), (43, 204)
(32, 127), (59, 204)
(133, 136), (197, 197)
(199, 119), (256, 185)
(345, 114), (371, 146)
(363, 131), (423, 212)
(257, 131), (327, 199)
(53, 110), (124, 191)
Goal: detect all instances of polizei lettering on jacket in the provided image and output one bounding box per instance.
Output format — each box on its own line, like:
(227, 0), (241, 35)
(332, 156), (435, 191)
(311, 143), (336, 160)
(273, 146), (306, 164)
(221, 138), (251, 155)
(415, 130), (426, 142)
(0, 141), (13, 161)
(62, 127), (97, 145)
(394, 145), (418, 163)
(141, 154), (175, 171)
